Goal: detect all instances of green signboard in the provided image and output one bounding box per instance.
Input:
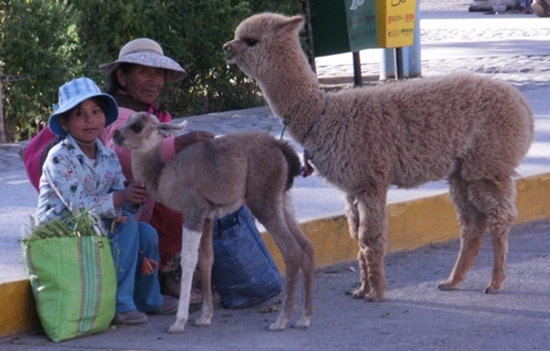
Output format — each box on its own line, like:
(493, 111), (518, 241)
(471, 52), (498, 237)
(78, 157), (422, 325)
(310, 0), (378, 57)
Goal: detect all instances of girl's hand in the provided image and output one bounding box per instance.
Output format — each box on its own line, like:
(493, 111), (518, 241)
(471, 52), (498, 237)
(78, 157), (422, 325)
(113, 181), (148, 207)
(123, 182), (148, 204)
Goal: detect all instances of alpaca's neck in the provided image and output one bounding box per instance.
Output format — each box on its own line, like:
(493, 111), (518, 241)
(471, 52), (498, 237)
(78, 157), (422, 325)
(130, 142), (164, 196)
(258, 59), (327, 144)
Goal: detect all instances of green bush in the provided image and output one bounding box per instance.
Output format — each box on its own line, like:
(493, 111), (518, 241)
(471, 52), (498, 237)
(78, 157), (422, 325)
(0, 0), (79, 141)
(1, 0), (307, 142)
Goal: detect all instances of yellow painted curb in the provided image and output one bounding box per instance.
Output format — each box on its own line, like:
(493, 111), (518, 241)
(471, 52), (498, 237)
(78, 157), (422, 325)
(0, 279), (40, 338)
(263, 173), (550, 271)
(2, 173), (549, 338)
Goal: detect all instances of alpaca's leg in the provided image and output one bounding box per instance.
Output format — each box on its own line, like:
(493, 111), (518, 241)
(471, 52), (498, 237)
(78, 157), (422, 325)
(352, 248), (370, 299)
(468, 177), (516, 293)
(486, 226), (511, 293)
(255, 206), (303, 331)
(478, 178), (516, 293)
(194, 218), (214, 327)
(348, 194), (370, 299)
(439, 176), (488, 291)
(438, 211), (486, 290)
(282, 195), (314, 329)
(353, 191), (388, 301)
(440, 176), (516, 293)
(345, 194), (359, 240)
(167, 226), (202, 333)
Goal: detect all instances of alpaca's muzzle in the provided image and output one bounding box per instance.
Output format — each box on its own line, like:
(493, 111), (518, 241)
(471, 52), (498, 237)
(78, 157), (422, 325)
(222, 43), (234, 61)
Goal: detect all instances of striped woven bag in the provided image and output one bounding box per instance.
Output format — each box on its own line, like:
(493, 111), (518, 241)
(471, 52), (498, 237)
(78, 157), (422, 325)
(24, 236), (116, 342)
(212, 206), (283, 309)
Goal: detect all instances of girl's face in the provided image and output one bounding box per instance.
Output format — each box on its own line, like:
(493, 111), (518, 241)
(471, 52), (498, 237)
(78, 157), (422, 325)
(117, 64), (166, 105)
(60, 98), (106, 144)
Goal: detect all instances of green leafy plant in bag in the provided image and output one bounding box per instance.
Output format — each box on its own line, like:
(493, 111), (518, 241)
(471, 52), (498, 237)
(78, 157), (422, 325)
(22, 209), (117, 342)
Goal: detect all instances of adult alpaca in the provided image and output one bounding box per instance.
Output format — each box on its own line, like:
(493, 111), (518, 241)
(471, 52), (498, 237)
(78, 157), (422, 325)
(113, 112), (314, 332)
(223, 13), (534, 301)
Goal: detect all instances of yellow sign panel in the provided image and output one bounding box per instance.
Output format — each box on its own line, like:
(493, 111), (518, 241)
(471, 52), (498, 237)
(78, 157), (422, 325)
(376, 0), (417, 48)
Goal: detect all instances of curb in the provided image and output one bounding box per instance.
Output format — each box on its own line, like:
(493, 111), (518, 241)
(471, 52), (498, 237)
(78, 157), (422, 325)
(2, 173), (549, 338)
(263, 173), (550, 271)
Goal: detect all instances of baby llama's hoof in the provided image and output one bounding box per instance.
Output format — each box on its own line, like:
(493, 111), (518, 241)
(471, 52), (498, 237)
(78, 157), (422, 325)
(193, 319), (211, 327)
(167, 322), (185, 334)
(483, 286), (501, 294)
(437, 281), (458, 291)
(268, 321), (286, 331)
(292, 317), (311, 329)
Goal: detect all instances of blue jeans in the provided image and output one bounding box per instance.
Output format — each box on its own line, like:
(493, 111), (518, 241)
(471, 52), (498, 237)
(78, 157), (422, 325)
(521, 0), (533, 7)
(103, 211), (164, 314)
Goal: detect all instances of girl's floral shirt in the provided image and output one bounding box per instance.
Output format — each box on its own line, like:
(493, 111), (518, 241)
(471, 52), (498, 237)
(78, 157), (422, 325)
(36, 134), (126, 224)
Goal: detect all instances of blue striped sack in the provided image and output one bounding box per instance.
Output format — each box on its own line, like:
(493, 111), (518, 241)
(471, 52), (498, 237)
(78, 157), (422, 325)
(211, 206), (283, 309)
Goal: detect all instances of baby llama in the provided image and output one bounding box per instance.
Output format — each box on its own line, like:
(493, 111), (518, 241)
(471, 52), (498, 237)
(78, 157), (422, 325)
(113, 112), (315, 332)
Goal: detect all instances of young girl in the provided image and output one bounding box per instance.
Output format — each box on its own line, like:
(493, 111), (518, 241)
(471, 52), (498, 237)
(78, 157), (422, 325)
(36, 77), (177, 325)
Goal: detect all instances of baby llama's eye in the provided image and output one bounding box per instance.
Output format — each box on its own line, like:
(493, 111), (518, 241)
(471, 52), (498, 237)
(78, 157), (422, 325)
(130, 124), (142, 133)
(244, 38), (259, 47)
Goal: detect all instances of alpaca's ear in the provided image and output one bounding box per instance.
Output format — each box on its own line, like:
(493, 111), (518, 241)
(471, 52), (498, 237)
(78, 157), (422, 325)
(276, 15), (304, 35)
(158, 120), (187, 136)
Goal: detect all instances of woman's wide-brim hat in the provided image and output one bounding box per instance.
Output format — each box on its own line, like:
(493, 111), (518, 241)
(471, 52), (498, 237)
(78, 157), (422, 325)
(49, 77), (119, 137)
(99, 38), (187, 83)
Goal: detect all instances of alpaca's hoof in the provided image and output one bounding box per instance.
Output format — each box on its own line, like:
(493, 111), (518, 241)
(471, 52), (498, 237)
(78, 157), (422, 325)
(167, 323), (185, 333)
(483, 286), (501, 294)
(364, 293), (384, 302)
(352, 288), (368, 299)
(437, 281), (458, 291)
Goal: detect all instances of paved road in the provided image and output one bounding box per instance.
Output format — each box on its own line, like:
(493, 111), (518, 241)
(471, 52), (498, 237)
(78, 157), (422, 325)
(2, 217), (549, 350)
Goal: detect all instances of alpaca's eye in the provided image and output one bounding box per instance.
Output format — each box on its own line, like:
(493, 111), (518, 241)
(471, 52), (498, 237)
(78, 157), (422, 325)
(130, 124), (142, 133)
(244, 38), (258, 47)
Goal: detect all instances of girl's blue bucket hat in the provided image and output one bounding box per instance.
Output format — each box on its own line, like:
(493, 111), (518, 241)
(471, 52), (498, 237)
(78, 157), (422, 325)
(48, 77), (118, 137)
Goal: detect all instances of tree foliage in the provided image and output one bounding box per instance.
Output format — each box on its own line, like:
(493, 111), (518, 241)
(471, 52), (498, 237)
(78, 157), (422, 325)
(1, 0), (78, 140)
(1, 0), (306, 142)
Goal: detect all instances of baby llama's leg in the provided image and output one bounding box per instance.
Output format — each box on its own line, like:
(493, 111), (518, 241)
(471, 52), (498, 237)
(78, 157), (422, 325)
(282, 195), (315, 329)
(195, 218), (214, 326)
(256, 210), (303, 331)
(167, 225), (202, 333)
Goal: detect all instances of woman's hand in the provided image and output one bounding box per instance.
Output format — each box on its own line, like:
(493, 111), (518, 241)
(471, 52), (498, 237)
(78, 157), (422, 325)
(174, 131), (215, 153)
(113, 181), (148, 207)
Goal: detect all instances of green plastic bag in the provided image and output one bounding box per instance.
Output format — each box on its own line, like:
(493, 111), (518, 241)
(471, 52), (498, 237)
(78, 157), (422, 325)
(24, 236), (116, 342)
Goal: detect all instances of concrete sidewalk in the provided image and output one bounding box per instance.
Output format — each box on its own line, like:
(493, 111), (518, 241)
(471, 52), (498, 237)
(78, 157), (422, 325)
(2, 3), (550, 349)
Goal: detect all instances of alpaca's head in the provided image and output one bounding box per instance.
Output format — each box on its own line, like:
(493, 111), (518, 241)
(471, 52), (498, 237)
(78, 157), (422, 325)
(223, 13), (305, 79)
(112, 112), (187, 152)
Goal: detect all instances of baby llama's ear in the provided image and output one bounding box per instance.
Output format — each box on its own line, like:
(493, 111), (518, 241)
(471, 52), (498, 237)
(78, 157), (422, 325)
(158, 120), (187, 136)
(276, 15), (304, 35)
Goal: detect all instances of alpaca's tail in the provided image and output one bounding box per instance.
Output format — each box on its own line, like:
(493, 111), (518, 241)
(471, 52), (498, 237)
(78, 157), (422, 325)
(277, 140), (301, 191)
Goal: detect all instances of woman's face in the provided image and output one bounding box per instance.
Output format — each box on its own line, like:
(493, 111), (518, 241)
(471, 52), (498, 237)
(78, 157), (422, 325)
(117, 64), (166, 105)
